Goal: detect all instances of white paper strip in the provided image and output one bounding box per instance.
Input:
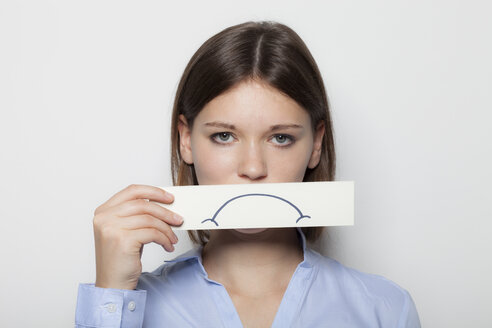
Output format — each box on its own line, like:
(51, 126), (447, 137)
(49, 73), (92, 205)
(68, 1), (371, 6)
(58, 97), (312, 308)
(152, 181), (354, 230)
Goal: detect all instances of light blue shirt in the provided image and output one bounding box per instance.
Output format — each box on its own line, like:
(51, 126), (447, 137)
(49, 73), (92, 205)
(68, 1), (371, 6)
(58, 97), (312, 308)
(75, 228), (420, 327)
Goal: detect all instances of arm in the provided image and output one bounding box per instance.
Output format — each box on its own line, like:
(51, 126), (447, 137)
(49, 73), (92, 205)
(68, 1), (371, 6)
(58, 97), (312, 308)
(398, 290), (421, 328)
(77, 184), (182, 327)
(75, 283), (146, 328)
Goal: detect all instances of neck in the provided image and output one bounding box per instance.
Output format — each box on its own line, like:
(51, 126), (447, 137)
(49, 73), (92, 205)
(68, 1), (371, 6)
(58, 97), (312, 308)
(201, 228), (304, 296)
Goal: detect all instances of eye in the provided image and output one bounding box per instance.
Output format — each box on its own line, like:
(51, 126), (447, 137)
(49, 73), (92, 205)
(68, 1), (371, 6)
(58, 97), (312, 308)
(271, 134), (294, 146)
(211, 132), (234, 144)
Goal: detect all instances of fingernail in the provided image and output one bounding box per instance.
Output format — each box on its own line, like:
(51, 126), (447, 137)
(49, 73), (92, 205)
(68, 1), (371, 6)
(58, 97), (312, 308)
(164, 192), (174, 202)
(172, 233), (179, 244)
(173, 213), (183, 224)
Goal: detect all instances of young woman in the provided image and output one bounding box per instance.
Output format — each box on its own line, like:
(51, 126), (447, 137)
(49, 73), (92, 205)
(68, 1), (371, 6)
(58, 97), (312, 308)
(76, 21), (420, 327)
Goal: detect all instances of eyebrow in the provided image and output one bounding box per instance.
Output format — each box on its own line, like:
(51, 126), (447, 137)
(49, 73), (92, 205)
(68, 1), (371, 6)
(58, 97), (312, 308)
(204, 121), (236, 130)
(270, 124), (303, 132)
(204, 121), (303, 131)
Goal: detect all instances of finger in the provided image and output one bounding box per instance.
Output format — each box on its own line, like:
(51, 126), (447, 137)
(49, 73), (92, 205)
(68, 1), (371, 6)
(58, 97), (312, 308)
(115, 199), (184, 226)
(95, 184), (174, 215)
(120, 214), (179, 244)
(132, 228), (175, 252)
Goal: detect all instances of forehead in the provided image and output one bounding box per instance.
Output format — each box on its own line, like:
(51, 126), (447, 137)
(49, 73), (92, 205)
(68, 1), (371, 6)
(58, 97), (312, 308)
(195, 80), (310, 125)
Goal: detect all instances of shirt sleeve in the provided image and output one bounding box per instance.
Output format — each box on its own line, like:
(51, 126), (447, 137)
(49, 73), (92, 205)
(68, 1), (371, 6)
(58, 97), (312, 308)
(75, 283), (147, 328)
(398, 290), (421, 328)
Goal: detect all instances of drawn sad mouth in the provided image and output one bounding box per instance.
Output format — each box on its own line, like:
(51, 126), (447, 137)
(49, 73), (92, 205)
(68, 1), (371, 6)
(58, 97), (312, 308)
(201, 193), (311, 227)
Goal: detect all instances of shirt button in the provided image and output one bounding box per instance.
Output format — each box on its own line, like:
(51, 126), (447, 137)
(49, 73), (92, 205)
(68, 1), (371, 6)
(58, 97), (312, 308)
(128, 301), (136, 312)
(106, 303), (117, 313)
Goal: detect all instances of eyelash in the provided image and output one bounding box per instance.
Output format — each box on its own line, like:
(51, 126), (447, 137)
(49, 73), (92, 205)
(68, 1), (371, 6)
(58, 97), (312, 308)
(271, 134), (295, 146)
(210, 132), (235, 145)
(210, 132), (295, 147)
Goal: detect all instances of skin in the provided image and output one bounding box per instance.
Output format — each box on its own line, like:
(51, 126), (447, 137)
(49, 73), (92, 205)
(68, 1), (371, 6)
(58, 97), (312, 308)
(178, 79), (325, 327)
(93, 78), (324, 328)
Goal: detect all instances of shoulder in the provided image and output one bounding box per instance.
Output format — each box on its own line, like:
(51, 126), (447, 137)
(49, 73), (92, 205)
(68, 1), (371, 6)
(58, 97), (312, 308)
(307, 249), (420, 327)
(310, 249), (407, 300)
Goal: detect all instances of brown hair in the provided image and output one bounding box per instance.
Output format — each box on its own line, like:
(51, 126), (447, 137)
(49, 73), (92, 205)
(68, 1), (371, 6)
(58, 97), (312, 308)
(170, 21), (336, 245)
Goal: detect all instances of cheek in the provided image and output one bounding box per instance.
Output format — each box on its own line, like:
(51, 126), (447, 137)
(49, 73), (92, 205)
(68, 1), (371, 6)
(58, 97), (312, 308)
(269, 143), (313, 182)
(191, 140), (238, 184)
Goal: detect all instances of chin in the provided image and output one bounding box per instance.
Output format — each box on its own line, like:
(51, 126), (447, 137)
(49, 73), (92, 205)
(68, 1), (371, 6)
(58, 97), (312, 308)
(234, 228), (268, 234)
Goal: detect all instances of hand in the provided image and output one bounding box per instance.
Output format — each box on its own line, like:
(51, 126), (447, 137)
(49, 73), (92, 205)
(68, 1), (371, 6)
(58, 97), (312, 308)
(93, 184), (183, 290)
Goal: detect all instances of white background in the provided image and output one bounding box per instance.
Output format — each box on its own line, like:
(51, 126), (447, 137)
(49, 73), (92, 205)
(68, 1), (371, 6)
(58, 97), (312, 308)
(1, 0), (491, 327)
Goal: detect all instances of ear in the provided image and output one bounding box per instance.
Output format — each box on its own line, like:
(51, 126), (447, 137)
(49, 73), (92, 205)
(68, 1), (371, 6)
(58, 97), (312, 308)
(177, 114), (193, 164)
(307, 121), (325, 169)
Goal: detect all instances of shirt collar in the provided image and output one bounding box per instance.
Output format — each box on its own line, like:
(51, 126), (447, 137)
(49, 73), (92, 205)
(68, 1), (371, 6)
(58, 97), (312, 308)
(296, 227), (315, 268)
(165, 227), (314, 270)
(164, 246), (203, 263)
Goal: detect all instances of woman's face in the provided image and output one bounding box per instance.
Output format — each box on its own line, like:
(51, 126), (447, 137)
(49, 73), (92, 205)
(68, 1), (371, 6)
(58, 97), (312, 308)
(178, 79), (324, 233)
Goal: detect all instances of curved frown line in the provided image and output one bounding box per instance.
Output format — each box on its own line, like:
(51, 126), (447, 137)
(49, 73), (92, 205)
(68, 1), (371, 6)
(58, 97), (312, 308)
(201, 193), (311, 227)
